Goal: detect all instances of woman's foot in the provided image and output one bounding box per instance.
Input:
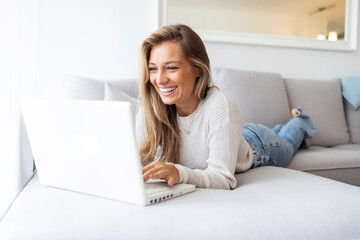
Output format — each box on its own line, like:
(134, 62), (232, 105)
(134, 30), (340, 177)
(291, 108), (299, 117)
(291, 107), (312, 148)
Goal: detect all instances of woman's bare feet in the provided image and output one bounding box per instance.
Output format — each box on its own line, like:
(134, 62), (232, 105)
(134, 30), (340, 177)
(291, 108), (299, 117)
(291, 107), (310, 148)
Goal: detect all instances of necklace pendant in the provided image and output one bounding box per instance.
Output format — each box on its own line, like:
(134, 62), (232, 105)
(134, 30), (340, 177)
(185, 129), (190, 134)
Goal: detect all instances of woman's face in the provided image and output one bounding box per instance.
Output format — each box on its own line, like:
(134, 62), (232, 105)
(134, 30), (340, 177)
(149, 41), (200, 116)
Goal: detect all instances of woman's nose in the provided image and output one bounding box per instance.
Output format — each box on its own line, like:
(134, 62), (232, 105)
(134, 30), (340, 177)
(156, 69), (168, 85)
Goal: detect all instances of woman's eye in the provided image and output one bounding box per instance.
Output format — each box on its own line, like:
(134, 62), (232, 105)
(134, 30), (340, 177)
(167, 66), (178, 70)
(149, 67), (157, 71)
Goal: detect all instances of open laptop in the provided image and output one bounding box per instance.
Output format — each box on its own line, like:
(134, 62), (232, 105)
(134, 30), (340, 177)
(21, 99), (195, 205)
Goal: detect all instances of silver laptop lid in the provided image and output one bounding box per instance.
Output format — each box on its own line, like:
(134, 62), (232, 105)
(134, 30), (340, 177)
(21, 99), (147, 205)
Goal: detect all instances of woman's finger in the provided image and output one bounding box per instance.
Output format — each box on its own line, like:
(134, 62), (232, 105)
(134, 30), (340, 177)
(142, 162), (166, 182)
(142, 161), (163, 174)
(150, 169), (169, 180)
(141, 161), (157, 174)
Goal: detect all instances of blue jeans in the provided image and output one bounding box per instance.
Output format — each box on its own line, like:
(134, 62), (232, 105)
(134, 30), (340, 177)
(242, 108), (316, 169)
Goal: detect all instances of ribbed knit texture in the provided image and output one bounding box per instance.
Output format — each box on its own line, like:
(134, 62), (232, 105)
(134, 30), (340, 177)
(136, 88), (253, 189)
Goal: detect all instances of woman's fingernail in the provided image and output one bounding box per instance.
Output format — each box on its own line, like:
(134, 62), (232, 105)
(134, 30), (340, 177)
(150, 174), (154, 178)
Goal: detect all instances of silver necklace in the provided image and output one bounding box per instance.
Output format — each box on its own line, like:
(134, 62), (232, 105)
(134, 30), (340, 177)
(179, 116), (194, 135)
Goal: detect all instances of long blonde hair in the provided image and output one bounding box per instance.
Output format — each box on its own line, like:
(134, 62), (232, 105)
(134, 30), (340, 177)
(139, 24), (211, 164)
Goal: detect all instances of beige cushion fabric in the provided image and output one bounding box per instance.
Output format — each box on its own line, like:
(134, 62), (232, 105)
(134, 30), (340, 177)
(212, 68), (291, 127)
(288, 145), (360, 171)
(332, 144), (360, 150)
(345, 104), (360, 144)
(2, 167), (360, 239)
(284, 78), (350, 147)
(306, 168), (360, 186)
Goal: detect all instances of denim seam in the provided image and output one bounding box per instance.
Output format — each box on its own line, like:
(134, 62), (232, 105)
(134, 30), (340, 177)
(243, 126), (280, 150)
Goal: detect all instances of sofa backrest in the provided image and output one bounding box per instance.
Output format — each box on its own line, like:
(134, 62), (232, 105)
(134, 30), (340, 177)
(212, 68), (291, 128)
(60, 70), (357, 146)
(284, 78), (350, 147)
(210, 68), (352, 147)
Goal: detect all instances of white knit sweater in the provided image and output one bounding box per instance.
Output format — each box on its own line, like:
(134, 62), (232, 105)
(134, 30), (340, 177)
(136, 88), (253, 189)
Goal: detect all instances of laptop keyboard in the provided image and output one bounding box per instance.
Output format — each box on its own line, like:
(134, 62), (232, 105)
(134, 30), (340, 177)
(144, 183), (172, 195)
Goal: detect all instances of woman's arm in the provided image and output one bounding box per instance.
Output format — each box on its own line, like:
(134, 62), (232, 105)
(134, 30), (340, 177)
(174, 121), (242, 190)
(140, 122), (241, 189)
(174, 93), (244, 189)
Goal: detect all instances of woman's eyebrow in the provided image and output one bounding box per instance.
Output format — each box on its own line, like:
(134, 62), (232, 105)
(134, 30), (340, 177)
(149, 61), (183, 65)
(165, 61), (182, 65)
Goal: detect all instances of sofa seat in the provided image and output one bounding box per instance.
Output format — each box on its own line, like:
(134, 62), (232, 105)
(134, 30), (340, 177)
(288, 144), (360, 186)
(1, 166), (360, 240)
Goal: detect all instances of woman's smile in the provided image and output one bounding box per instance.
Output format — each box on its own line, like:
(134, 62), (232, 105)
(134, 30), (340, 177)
(159, 86), (178, 95)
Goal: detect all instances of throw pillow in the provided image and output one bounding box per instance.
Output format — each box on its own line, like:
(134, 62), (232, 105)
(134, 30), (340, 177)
(341, 76), (360, 110)
(61, 74), (105, 100)
(104, 82), (140, 117)
(107, 79), (139, 99)
(345, 103), (360, 144)
(284, 78), (350, 147)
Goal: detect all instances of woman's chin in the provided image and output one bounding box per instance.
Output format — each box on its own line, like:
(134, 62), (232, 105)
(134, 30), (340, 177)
(159, 94), (177, 106)
(161, 98), (175, 106)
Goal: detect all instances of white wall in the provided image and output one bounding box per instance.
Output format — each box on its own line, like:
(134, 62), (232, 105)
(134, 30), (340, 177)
(37, 0), (360, 88)
(0, 0), (21, 216)
(1, 0), (159, 216)
(36, 0), (159, 99)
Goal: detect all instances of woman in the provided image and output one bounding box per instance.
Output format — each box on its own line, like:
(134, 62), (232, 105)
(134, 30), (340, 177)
(136, 24), (315, 190)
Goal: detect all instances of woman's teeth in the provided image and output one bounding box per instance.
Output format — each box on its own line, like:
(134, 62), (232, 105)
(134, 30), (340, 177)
(160, 87), (177, 93)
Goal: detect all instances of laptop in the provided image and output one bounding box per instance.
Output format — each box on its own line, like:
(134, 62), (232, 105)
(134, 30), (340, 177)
(21, 99), (195, 205)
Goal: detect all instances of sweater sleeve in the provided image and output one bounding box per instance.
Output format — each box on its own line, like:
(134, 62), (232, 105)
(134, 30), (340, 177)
(174, 94), (243, 190)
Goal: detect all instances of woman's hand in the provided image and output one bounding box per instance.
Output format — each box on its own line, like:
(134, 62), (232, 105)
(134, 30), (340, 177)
(142, 161), (180, 186)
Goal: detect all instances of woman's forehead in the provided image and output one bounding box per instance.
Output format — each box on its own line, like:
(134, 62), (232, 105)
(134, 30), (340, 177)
(149, 41), (184, 63)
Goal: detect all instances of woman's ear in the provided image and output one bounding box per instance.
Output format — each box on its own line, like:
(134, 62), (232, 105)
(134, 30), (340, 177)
(195, 68), (201, 77)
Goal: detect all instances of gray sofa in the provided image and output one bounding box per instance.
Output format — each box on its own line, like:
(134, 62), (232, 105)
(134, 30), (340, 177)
(0, 68), (359, 239)
(211, 68), (360, 187)
(64, 67), (360, 186)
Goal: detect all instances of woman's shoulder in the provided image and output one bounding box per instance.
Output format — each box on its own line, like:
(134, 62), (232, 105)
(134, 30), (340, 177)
(204, 87), (237, 110)
(201, 87), (241, 125)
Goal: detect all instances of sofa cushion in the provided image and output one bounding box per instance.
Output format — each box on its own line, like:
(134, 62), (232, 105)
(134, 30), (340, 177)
(345, 104), (360, 144)
(62, 74), (104, 100)
(284, 78), (350, 147)
(287, 145), (360, 171)
(212, 68), (291, 128)
(107, 79), (139, 99)
(61, 74), (138, 100)
(104, 82), (140, 116)
(1, 167), (360, 240)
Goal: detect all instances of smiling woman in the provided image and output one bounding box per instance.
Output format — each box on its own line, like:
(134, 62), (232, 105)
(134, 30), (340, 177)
(136, 24), (316, 190)
(138, 24), (212, 175)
